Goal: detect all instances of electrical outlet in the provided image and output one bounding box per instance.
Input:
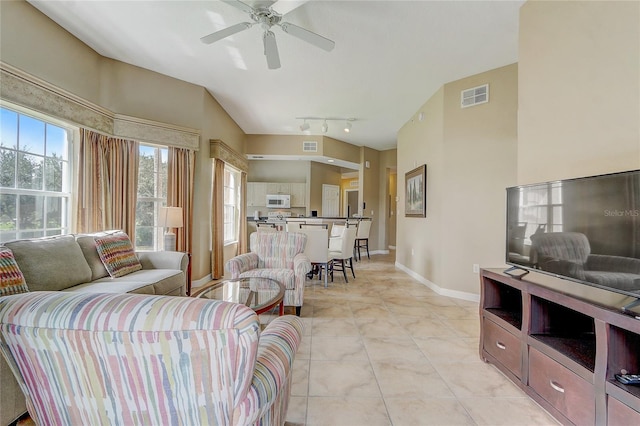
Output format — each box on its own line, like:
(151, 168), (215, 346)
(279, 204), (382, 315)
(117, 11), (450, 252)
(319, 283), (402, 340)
(473, 264), (480, 274)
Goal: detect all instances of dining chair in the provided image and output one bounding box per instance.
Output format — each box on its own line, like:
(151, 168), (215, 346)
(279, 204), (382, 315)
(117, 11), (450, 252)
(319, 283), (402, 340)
(300, 223), (328, 229)
(328, 226), (357, 283)
(297, 227), (330, 287)
(285, 219), (306, 232)
(354, 218), (372, 260)
(257, 223), (278, 233)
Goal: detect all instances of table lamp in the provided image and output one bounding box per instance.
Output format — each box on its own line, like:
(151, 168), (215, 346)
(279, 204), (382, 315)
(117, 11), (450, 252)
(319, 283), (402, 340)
(159, 206), (183, 251)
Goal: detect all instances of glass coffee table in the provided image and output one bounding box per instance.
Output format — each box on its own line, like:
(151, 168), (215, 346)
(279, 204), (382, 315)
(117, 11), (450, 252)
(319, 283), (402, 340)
(192, 277), (285, 316)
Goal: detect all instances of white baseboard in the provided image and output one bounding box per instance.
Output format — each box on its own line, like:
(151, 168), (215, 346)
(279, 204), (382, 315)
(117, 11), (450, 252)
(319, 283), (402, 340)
(370, 249), (389, 256)
(394, 262), (480, 303)
(192, 274), (212, 288)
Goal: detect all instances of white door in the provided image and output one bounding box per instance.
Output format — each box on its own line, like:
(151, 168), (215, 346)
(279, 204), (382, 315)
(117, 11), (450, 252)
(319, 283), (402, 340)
(322, 184), (340, 217)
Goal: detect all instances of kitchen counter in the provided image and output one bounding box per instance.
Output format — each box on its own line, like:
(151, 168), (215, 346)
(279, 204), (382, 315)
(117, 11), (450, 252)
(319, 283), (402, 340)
(247, 217), (370, 221)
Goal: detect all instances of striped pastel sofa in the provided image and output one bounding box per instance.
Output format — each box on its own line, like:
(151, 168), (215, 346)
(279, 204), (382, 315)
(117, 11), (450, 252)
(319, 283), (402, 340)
(0, 291), (303, 426)
(226, 232), (311, 316)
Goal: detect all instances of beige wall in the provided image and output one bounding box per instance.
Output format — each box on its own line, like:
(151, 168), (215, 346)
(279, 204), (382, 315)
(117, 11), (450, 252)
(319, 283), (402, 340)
(360, 146), (381, 251)
(0, 0), (247, 283)
(323, 136), (361, 164)
(379, 149), (397, 248)
(518, 0), (640, 183)
(248, 159), (309, 183)
(101, 61), (204, 130)
(245, 134), (322, 156)
(309, 162), (343, 215)
(440, 64), (518, 295)
(397, 64), (518, 297)
(398, 87), (446, 286)
(0, 0), (103, 104)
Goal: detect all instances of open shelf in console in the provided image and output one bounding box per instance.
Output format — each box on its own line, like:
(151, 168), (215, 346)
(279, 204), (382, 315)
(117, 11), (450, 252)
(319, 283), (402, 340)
(529, 295), (596, 372)
(482, 276), (522, 330)
(607, 325), (640, 401)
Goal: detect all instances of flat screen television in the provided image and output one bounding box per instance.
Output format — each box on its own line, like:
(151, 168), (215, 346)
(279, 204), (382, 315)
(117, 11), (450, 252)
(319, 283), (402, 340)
(505, 169), (640, 300)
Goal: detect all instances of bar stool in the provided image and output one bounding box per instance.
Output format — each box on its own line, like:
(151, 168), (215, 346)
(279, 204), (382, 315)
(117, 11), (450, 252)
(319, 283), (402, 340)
(354, 219), (372, 260)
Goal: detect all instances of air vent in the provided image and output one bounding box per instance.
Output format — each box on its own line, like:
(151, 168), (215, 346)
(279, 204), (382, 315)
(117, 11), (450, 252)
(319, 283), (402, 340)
(461, 84), (489, 108)
(303, 141), (318, 152)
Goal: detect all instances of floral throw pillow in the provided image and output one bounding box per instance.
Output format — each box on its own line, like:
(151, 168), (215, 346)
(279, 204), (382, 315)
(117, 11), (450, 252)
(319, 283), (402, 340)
(0, 247), (29, 296)
(94, 232), (142, 278)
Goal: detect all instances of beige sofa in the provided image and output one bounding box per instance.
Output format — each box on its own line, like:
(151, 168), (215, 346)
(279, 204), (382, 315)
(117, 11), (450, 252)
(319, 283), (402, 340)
(0, 232), (189, 425)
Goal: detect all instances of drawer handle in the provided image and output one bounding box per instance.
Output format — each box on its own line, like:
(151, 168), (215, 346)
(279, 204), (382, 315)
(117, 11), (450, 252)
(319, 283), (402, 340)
(549, 380), (565, 393)
(495, 341), (506, 350)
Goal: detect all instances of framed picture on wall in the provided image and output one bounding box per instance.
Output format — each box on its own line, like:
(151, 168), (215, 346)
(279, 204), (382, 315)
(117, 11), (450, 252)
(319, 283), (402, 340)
(405, 164), (426, 217)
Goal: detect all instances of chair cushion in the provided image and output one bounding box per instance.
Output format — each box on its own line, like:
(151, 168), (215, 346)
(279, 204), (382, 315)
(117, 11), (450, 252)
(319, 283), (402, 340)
(76, 234), (110, 281)
(0, 247), (28, 296)
(250, 232), (307, 269)
(94, 231), (142, 278)
(239, 269), (295, 290)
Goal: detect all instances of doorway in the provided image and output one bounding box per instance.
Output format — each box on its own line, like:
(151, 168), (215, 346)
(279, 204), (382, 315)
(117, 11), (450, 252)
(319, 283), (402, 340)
(344, 189), (359, 217)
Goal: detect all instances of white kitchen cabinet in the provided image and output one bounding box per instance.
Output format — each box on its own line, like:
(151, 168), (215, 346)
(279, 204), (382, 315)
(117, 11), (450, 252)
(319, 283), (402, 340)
(290, 183), (306, 207)
(266, 182), (291, 194)
(247, 182), (267, 207)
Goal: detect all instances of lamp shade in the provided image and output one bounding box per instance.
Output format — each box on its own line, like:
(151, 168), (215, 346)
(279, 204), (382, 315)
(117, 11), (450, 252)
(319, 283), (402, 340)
(160, 207), (183, 228)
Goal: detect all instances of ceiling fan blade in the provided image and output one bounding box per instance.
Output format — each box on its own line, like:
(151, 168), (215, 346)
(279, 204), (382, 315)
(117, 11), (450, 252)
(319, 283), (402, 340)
(221, 0), (256, 14)
(279, 22), (335, 52)
(200, 22), (254, 44)
(263, 30), (281, 69)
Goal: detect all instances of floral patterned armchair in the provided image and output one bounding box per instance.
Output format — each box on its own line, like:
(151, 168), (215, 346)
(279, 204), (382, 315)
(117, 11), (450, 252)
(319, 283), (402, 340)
(0, 291), (303, 426)
(226, 232), (311, 316)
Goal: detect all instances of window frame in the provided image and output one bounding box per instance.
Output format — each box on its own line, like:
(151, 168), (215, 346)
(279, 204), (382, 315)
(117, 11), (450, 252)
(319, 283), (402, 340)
(223, 165), (241, 245)
(0, 104), (74, 242)
(135, 143), (168, 251)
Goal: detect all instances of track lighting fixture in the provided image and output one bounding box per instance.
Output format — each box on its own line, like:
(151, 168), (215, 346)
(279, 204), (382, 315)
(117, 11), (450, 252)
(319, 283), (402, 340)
(296, 117), (356, 134)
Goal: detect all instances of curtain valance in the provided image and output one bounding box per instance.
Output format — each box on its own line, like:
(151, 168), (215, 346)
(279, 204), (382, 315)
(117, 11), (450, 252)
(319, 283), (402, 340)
(209, 139), (248, 172)
(0, 62), (200, 150)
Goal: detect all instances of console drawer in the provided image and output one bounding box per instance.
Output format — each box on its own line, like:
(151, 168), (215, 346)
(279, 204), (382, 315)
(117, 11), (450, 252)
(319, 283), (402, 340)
(483, 318), (521, 378)
(608, 395), (640, 426)
(529, 348), (595, 425)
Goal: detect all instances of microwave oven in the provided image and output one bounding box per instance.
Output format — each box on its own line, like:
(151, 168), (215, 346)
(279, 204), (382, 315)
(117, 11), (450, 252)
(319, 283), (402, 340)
(266, 194), (290, 208)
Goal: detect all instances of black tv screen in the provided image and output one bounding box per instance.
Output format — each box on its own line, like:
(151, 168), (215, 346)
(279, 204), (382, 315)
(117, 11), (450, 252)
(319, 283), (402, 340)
(506, 169), (640, 298)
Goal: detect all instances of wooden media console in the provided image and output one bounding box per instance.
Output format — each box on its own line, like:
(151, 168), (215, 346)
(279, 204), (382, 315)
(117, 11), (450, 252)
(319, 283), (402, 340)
(480, 268), (640, 425)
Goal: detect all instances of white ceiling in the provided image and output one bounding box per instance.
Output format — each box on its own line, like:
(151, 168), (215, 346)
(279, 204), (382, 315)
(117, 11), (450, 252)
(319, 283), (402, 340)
(28, 0), (524, 152)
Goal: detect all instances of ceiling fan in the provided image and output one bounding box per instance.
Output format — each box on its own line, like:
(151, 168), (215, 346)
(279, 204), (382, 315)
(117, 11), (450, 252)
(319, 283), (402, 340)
(200, 0), (335, 69)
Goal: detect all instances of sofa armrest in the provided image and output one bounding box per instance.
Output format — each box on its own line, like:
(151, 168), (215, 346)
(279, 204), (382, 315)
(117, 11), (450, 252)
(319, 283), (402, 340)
(236, 315), (304, 425)
(293, 253), (312, 277)
(225, 253), (259, 277)
(137, 251), (189, 273)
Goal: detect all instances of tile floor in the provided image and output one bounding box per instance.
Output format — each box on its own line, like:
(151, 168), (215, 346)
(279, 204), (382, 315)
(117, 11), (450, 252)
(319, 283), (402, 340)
(283, 251), (559, 426)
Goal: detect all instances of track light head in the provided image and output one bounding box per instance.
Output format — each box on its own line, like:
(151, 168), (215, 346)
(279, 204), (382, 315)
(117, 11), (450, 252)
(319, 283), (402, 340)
(300, 120), (310, 131)
(344, 121), (352, 133)
(321, 120), (328, 133)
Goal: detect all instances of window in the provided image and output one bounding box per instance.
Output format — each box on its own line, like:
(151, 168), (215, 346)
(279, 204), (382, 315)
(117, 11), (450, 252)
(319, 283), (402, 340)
(224, 166), (241, 243)
(135, 144), (167, 250)
(518, 181), (563, 245)
(0, 107), (71, 242)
